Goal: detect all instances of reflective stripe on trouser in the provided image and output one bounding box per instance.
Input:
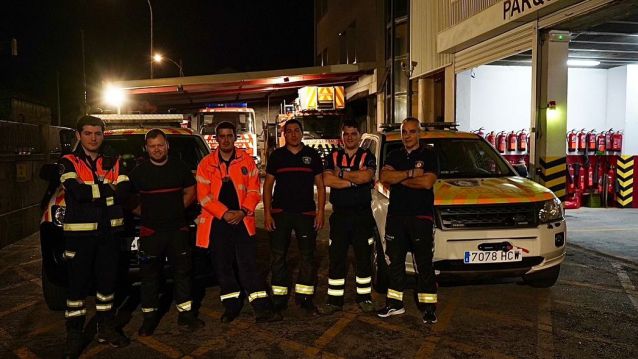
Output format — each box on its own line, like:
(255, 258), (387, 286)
(327, 211), (373, 306)
(385, 216), (437, 309)
(270, 212), (317, 302)
(213, 220), (272, 312)
(140, 230), (193, 316)
(176, 301), (192, 312)
(418, 293), (437, 304)
(65, 234), (119, 323)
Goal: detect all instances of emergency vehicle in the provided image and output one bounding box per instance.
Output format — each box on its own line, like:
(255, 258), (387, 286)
(194, 104), (260, 166)
(268, 86), (346, 160)
(363, 123), (566, 291)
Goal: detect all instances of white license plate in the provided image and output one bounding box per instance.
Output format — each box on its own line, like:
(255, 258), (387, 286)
(130, 236), (139, 251)
(464, 249), (523, 264)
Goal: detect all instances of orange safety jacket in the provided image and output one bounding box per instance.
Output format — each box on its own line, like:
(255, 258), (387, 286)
(59, 148), (129, 236)
(195, 148), (261, 248)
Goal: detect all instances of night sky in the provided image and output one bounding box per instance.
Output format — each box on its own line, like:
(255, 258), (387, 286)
(1, 0), (314, 126)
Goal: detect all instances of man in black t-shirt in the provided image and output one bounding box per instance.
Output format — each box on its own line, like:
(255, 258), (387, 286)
(320, 119), (377, 315)
(129, 129), (204, 336)
(264, 119), (325, 315)
(377, 117), (439, 324)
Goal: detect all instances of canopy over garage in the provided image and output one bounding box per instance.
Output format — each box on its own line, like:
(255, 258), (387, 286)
(107, 63), (375, 113)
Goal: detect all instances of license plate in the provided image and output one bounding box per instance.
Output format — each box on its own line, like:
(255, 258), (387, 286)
(130, 236), (139, 251)
(464, 249), (523, 264)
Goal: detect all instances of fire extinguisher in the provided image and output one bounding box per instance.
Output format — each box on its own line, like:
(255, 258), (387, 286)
(605, 128), (613, 151)
(496, 131), (507, 153)
(574, 163), (585, 191)
(596, 131), (607, 153)
(578, 129), (587, 152)
(567, 163), (575, 193)
(507, 131), (517, 152)
(608, 163), (616, 195)
(567, 129), (578, 152)
(517, 129), (528, 152)
(597, 162), (605, 193)
(612, 130), (623, 152)
(587, 162), (594, 189)
(587, 130), (597, 152)
(472, 127), (485, 137)
(486, 131), (497, 148)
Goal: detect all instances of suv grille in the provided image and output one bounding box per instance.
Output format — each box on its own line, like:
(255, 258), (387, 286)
(437, 203), (538, 230)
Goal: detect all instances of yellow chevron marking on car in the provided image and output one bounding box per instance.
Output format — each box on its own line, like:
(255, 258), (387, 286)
(433, 178), (555, 206)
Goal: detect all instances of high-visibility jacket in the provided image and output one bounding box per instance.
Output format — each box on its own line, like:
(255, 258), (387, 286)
(195, 148), (260, 248)
(59, 147), (130, 236)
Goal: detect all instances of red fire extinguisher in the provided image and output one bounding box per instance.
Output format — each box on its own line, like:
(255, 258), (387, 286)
(507, 131), (517, 152)
(496, 131), (507, 153)
(587, 163), (594, 188)
(486, 131), (497, 148)
(577, 129), (587, 152)
(472, 127), (485, 137)
(567, 129), (578, 152)
(567, 164), (575, 193)
(517, 129), (528, 152)
(587, 130), (597, 152)
(574, 163), (585, 191)
(596, 131), (607, 153)
(608, 164), (616, 195)
(605, 129), (613, 151)
(612, 130), (623, 152)
(597, 162), (605, 193)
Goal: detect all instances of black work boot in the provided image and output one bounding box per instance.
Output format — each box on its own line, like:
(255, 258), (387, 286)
(96, 314), (130, 348)
(297, 297), (319, 316)
(138, 311), (160, 337)
(64, 317), (85, 359)
(178, 311), (205, 331)
(255, 309), (283, 323)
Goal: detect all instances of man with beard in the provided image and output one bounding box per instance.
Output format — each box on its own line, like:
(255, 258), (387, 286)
(129, 129), (204, 336)
(264, 119), (325, 315)
(195, 121), (281, 323)
(320, 119), (377, 314)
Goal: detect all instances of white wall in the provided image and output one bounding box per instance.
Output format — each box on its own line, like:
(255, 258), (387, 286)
(455, 70), (472, 132)
(624, 65), (638, 155)
(468, 66), (532, 133)
(567, 68), (608, 131)
(606, 66), (627, 131)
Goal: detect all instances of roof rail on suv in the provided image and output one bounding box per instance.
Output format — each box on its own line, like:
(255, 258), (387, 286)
(379, 122), (459, 132)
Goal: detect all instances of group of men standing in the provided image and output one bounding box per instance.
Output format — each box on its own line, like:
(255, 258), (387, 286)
(59, 115), (439, 358)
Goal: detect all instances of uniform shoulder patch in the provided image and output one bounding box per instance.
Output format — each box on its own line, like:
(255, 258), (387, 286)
(302, 156), (312, 165)
(241, 166), (248, 175)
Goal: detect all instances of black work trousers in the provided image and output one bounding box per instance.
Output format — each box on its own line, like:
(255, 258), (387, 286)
(212, 220), (271, 314)
(270, 212), (317, 305)
(64, 233), (120, 324)
(139, 228), (193, 313)
(327, 208), (373, 306)
(384, 216), (437, 310)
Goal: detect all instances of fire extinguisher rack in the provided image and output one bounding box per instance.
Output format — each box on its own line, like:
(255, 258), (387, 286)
(473, 127), (530, 173)
(564, 128), (623, 209)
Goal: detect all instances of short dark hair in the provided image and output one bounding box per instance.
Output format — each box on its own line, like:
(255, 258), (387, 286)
(145, 128), (167, 143)
(76, 115), (105, 132)
(402, 117), (420, 126)
(215, 121), (236, 136)
(284, 119), (303, 132)
(341, 119), (359, 131)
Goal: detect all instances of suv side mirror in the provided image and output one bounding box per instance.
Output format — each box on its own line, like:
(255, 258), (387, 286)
(513, 163), (529, 178)
(39, 163), (61, 182)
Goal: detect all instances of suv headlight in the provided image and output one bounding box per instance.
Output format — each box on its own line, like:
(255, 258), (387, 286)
(53, 206), (66, 227)
(538, 198), (563, 223)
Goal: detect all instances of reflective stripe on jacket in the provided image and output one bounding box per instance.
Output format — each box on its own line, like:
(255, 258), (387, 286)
(195, 148), (260, 248)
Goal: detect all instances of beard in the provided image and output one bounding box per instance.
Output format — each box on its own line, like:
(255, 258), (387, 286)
(150, 154), (168, 163)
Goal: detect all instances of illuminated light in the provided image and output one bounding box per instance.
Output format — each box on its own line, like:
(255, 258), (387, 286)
(153, 53), (163, 63)
(103, 85), (126, 108)
(567, 59), (600, 67)
(546, 101), (559, 121)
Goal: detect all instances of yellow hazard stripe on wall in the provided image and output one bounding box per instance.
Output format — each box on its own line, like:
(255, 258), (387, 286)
(335, 86), (345, 109)
(616, 155), (635, 208)
(539, 156), (566, 199)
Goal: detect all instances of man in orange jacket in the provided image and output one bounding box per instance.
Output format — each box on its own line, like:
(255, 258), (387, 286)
(196, 121), (281, 323)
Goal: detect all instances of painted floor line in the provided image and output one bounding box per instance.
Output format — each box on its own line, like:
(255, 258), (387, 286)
(612, 262), (638, 312)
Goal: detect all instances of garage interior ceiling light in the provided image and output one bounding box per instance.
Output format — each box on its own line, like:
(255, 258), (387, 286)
(567, 59), (600, 67)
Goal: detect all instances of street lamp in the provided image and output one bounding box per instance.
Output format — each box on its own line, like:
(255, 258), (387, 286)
(103, 84), (126, 114)
(153, 53), (184, 77)
(147, 0), (154, 78)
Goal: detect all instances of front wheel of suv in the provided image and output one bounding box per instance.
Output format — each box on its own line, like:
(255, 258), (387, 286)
(42, 268), (67, 311)
(523, 264), (560, 288)
(371, 226), (388, 294)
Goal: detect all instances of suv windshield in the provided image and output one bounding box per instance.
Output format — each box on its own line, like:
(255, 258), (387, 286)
(382, 138), (515, 179)
(104, 134), (208, 171)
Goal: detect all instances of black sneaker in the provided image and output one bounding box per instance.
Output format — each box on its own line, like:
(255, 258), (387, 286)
(377, 306), (405, 318)
(178, 311), (205, 331)
(422, 308), (438, 324)
(299, 299), (319, 316)
(220, 310), (240, 323)
(64, 329), (85, 359)
(138, 313), (159, 337)
(357, 300), (375, 313)
(255, 310), (283, 323)
(273, 300), (288, 312)
(96, 324), (130, 348)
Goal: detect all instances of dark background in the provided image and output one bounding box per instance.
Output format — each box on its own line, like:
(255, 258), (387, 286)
(1, 0), (314, 126)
